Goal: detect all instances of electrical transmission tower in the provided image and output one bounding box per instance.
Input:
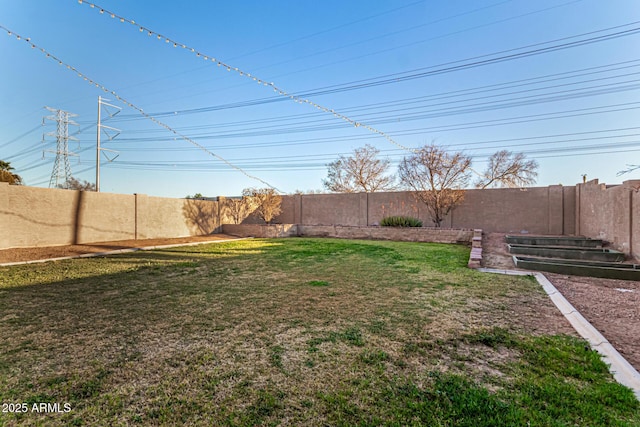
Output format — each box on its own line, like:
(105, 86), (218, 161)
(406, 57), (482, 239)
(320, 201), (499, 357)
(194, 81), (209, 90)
(43, 107), (79, 188)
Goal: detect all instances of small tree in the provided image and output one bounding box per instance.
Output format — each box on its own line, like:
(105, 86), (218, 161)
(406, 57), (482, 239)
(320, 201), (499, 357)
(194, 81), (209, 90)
(56, 177), (96, 191)
(242, 187), (282, 224)
(224, 196), (257, 224)
(0, 160), (23, 185)
(398, 144), (471, 227)
(475, 150), (538, 188)
(323, 144), (395, 193)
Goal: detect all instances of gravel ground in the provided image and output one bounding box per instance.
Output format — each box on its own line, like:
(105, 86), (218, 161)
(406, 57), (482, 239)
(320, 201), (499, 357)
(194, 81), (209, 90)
(482, 232), (640, 372)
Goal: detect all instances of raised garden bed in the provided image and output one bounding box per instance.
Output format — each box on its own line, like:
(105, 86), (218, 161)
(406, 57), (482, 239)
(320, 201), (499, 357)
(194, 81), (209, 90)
(513, 256), (640, 281)
(506, 235), (603, 248)
(507, 244), (625, 262)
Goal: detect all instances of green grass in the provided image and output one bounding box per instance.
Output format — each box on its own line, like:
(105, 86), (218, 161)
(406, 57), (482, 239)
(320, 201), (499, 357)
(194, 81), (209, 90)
(0, 238), (637, 426)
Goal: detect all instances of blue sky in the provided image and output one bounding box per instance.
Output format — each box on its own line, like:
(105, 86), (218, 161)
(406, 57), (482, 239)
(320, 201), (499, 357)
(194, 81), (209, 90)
(1, 0), (640, 198)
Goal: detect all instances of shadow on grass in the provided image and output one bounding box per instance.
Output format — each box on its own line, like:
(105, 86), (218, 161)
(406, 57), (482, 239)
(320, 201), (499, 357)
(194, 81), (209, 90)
(0, 239), (285, 288)
(0, 239), (638, 426)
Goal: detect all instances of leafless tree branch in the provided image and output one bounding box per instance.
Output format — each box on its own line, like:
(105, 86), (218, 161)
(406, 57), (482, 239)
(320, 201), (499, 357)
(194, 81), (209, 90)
(398, 144), (471, 227)
(242, 187), (283, 224)
(323, 144), (395, 193)
(475, 150), (538, 189)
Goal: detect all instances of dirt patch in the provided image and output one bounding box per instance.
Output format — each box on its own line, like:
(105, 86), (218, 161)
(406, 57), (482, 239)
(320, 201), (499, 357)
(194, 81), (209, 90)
(481, 232), (522, 270)
(548, 274), (640, 372)
(482, 232), (640, 372)
(0, 234), (240, 264)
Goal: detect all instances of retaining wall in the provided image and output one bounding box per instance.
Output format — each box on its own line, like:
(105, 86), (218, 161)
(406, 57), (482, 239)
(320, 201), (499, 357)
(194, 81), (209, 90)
(222, 224), (299, 238)
(222, 223), (473, 244)
(297, 225), (473, 243)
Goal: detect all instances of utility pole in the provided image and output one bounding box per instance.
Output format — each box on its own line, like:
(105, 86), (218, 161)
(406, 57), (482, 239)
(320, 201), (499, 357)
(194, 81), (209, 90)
(95, 96), (121, 192)
(43, 107), (79, 188)
(96, 96), (101, 192)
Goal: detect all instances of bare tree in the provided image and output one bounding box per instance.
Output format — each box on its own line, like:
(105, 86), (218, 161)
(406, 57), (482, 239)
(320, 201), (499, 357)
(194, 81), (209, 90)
(0, 160), (23, 185)
(56, 177), (96, 191)
(323, 144), (395, 193)
(398, 144), (472, 227)
(475, 150), (538, 189)
(242, 187), (282, 224)
(224, 196), (257, 224)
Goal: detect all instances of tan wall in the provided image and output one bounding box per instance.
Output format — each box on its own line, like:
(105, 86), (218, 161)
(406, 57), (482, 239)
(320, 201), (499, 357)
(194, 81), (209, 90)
(266, 186), (576, 235)
(575, 179), (640, 258)
(1, 184), (88, 248)
(0, 183), (219, 249)
(136, 195), (219, 239)
(450, 186), (574, 234)
(299, 193), (366, 226)
(256, 183), (634, 256)
(3, 180), (637, 257)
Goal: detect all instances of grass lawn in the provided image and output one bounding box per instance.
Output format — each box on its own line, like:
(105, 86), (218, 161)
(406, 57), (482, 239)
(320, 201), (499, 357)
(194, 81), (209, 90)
(0, 238), (638, 426)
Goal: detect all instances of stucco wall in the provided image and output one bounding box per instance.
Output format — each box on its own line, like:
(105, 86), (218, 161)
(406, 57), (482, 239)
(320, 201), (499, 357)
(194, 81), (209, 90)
(266, 186), (575, 235)
(3, 180), (636, 257)
(0, 183), (219, 249)
(576, 179), (640, 258)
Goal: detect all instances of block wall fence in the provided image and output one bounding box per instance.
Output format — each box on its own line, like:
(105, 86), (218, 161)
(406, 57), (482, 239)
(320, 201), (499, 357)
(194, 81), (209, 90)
(1, 179), (639, 258)
(0, 183), (222, 249)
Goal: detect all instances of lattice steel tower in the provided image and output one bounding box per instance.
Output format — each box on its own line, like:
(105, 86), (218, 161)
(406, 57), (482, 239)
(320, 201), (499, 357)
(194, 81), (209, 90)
(43, 107), (78, 188)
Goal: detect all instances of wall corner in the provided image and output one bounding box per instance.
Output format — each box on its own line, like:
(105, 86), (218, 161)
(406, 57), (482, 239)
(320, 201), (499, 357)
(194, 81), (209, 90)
(0, 183), (9, 248)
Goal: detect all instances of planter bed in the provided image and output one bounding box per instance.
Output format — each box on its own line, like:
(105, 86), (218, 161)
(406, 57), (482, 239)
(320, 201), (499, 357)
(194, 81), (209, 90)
(513, 256), (640, 281)
(507, 244), (625, 262)
(505, 235), (603, 248)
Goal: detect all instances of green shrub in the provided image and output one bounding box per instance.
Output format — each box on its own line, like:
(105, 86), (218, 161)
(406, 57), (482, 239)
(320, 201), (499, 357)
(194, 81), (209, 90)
(380, 216), (423, 227)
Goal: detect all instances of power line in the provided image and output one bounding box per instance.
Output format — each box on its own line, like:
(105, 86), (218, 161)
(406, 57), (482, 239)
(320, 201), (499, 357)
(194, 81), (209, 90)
(96, 144), (640, 173)
(91, 135), (640, 172)
(29, 164), (96, 187)
(0, 24), (281, 192)
(278, 21), (640, 97)
(99, 127), (640, 154)
(97, 0), (579, 106)
(250, 0), (584, 78)
(226, 0), (429, 62)
(0, 125), (42, 149)
(78, 4), (640, 154)
(109, 75), (640, 138)
(7, 4), (638, 188)
(75, 1), (414, 153)
(89, 58), (640, 128)
(90, 99), (640, 145)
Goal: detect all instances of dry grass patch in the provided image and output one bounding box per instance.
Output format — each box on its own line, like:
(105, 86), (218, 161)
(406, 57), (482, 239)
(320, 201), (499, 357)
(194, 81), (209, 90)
(0, 238), (638, 426)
